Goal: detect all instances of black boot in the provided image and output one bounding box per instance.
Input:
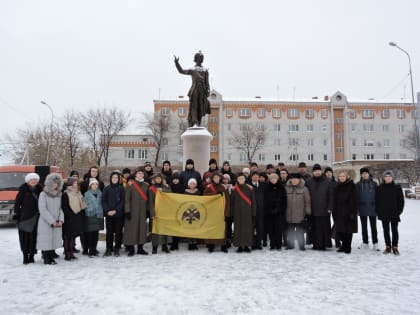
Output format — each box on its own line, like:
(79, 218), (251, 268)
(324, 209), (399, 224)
(244, 246), (251, 253)
(152, 246), (158, 254)
(127, 246), (135, 256)
(23, 253), (29, 264)
(162, 244), (170, 253)
(221, 245), (228, 253)
(137, 244), (148, 255)
(51, 250), (59, 259)
(114, 248), (120, 257)
(236, 246), (243, 253)
(28, 253), (35, 263)
(64, 240), (72, 261)
(42, 251), (50, 264)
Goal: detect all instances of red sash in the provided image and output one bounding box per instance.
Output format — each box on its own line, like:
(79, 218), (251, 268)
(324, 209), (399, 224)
(132, 181), (148, 202)
(150, 185), (157, 195)
(234, 184), (252, 206)
(208, 183), (216, 193)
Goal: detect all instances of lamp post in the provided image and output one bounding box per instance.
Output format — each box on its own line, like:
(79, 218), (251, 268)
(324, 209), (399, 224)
(389, 42), (419, 160)
(40, 101), (54, 165)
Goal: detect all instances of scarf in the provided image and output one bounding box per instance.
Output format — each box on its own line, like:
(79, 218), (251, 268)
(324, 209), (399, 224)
(66, 187), (85, 214)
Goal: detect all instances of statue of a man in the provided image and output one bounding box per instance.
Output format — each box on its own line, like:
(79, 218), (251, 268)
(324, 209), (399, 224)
(174, 51), (211, 127)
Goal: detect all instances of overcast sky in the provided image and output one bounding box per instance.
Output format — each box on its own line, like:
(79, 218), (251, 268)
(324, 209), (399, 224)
(1, 0), (419, 156)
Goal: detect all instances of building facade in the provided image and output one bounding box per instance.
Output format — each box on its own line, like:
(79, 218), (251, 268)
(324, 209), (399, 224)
(108, 90), (416, 167)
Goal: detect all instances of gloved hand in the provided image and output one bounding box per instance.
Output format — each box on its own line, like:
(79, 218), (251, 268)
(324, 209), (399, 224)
(125, 213), (131, 220)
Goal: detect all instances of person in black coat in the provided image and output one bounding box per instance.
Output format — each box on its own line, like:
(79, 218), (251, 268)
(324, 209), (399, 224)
(161, 160), (173, 184)
(180, 159), (202, 190)
(376, 170), (404, 255)
(221, 160), (236, 184)
(264, 173), (287, 250)
(61, 178), (85, 260)
(250, 171), (265, 250)
(168, 172), (185, 251)
(13, 173), (43, 264)
(305, 164), (334, 250)
(333, 171), (357, 254)
(102, 171), (125, 257)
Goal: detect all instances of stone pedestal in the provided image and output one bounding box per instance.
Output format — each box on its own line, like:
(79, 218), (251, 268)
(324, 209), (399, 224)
(181, 125), (213, 176)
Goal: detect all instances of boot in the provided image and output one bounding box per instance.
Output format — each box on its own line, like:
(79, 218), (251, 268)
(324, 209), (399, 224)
(137, 244), (148, 255)
(337, 247), (346, 253)
(207, 244), (215, 253)
(23, 253), (29, 265)
(236, 246), (243, 253)
(103, 249), (113, 257)
(69, 239), (76, 259)
(162, 244), (170, 253)
(114, 249), (120, 257)
(64, 240), (72, 261)
(28, 254), (35, 263)
(152, 246), (158, 254)
(42, 251), (50, 265)
(127, 246), (135, 256)
(51, 250), (59, 259)
(383, 246), (392, 254)
(392, 246), (400, 255)
(221, 245), (228, 253)
(46, 251), (57, 265)
(243, 246), (251, 253)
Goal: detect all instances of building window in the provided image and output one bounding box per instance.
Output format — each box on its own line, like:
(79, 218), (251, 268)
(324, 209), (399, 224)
(362, 109), (374, 118)
(125, 149), (135, 159)
(363, 140), (374, 147)
(209, 116), (218, 123)
(363, 124), (374, 132)
(179, 122), (187, 131)
(239, 108), (251, 117)
(240, 123), (250, 131)
(383, 124), (390, 132)
(210, 146), (217, 152)
(138, 149), (148, 160)
(274, 154), (281, 161)
(323, 139), (328, 146)
(178, 107), (186, 116)
(211, 131), (217, 137)
(288, 109), (299, 118)
(161, 152), (169, 161)
(272, 108), (281, 118)
(256, 123), (265, 131)
(381, 109), (390, 118)
(336, 132), (342, 140)
(397, 110), (405, 119)
(273, 123), (281, 132)
(288, 124), (299, 132)
(363, 154), (374, 160)
(305, 109), (314, 118)
(383, 139), (390, 147)
(307, 138), (314, 146)
(336, 147), (343, 153)
(384, 153), (390, 160)
(177, 152), (183, 162)
(257, 108), (266, 118)
(289, 138), (299, 146)
(307, 153), (314, 161)
(274, 138), (281, 145)
(240, 152), (247, 162)
(289, 153), (299, 161)
(352, 138), (357, 146)
(336, 118), (343, 124)
(226, 108), (233, 117)
(321, 108), (328, 118)
(323, 154), (328, 161)
(352, 154), (357, 160)
(307, 124), (314, 132)
(161, 107), (170, 116)
(227, 153), (232, 161)
(258, 153), (265, 162)
(349, 111), (356, 119)
(322, 125), (327, 133)
(398, 125), (405, 133)
(162, 138), (168, 145)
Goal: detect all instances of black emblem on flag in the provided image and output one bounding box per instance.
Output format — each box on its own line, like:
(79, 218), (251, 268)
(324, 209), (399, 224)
(182, 205), (201, 224)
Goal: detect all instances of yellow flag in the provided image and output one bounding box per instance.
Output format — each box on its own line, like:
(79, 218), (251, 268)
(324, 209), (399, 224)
(152, 190), (225, 239)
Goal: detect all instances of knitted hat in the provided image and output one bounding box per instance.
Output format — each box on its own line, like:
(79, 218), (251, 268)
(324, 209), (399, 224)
(223, 174), (231, 181)
(324, 167), (333, 174)
(89, 178), (99, 187)
(25, 173), (40, 183)
(298, 162), (307, 168)
(312, 164), (322, 171)
(223, 160), (230, 166)
(187, 178), (197, 186)
(383, 170), (394, 178)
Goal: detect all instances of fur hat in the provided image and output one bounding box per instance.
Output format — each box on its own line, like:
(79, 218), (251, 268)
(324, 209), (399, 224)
(209, 158), (217, 166)
(25, 173), (40, 183)
(298, 162), (307, 168)
(89, 178), (99, 187)
(324, 167), (333, 174)
(122, 168), (131, 175)
(289, 173), (302, 179)
(186, 159), (194, 165)
(187, 178), (197, 186)
(44, 173), (63, 196)
(223, 161), (230, 166)
(360, 167), (370, 175)
(312, 164), (322, 172)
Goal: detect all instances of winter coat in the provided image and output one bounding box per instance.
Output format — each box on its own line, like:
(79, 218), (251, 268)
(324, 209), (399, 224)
(123, 180), (150, 245)
(180, 168), (202, 189)
(84, 189), (104, 232)
(37, 173), (64, 250)
(61, 190), (85, 239)
(264, 181), (287, 217)
(305, 175), (334, 217)
(80, 176), (104, 195)
(149, 184), (172, 245)
(356, 179), (377, 216)
(375, 182), (404, 222)
(285, 179), (311, 224)
(14, 183), (43, 228)
(231, 184), (256, 247)
(250, 181), (265, 223)
(102, 183), (125, 218)
(333, 179), (358, 233)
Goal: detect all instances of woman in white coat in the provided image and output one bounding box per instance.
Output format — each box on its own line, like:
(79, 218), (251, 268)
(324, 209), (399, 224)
(37, 173), (64, 265)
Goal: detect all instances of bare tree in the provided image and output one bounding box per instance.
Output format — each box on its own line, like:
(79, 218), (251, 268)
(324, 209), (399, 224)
(403, 126), (420, 159)
(142, 112), (170, 166)
(230, 123), (266, 164)
(60, 110), (82, 168)
(80, 107), (130, 166)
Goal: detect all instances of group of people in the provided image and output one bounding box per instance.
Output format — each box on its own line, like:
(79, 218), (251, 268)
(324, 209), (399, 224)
(13, 159), (405, 265)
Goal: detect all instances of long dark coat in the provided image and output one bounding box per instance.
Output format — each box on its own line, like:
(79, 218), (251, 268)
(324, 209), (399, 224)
(333, 179), (358, 233)
(123, 180), (150, 245)
(305, 175), (334, 216)
(231, 184), (256, 247)
(61, 191), (84, 239)
(375, 182), (404, 222)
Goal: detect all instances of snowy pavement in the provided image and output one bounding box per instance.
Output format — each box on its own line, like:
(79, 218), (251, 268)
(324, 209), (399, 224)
(0, 200), (419, 315)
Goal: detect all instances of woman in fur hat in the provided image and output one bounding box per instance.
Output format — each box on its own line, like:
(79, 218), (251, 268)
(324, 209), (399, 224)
(61, 178), (85, 260)
(13, 173), (43, 264)
(37, 173), (64, 265)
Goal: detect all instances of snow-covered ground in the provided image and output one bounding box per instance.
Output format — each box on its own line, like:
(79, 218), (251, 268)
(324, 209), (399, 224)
(0, 200), (419, 315)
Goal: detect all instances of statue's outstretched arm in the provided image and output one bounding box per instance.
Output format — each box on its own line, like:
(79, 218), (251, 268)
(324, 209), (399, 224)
(174, 55), (189, 75)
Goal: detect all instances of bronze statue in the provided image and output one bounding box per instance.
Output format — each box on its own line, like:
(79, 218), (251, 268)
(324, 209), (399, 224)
(174, 51), (211, 127)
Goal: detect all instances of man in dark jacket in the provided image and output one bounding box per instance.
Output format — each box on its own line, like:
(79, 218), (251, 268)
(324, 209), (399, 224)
(102, 171), (125, 257)
(298, 162), (311, 182)
(180, 159), (202, 190)
(305, 164), (334, 250)
(376, 170), (404, 255)
(356, 167), (379, 251)
(221, 160), (236, 184)
(250, 171), (265, 249)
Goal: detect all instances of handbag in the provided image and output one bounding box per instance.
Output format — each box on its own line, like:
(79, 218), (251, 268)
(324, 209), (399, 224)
(18, 214), (39, 233)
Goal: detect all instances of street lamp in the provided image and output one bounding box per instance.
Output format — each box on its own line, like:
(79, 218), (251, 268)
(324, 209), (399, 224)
(389, 41), (419, 160)
(40, 101), (54, 165)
